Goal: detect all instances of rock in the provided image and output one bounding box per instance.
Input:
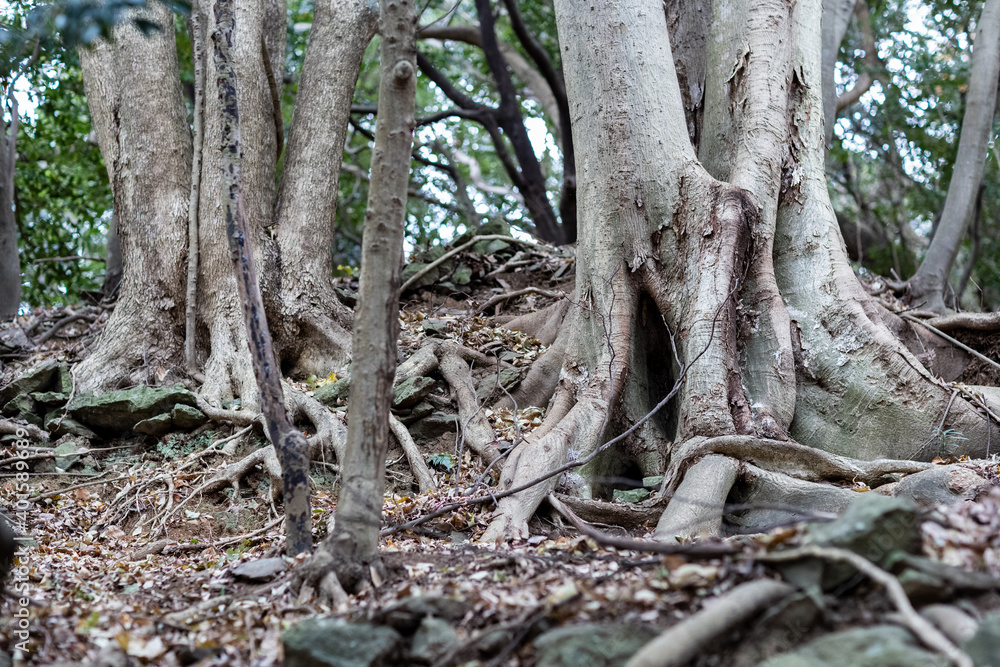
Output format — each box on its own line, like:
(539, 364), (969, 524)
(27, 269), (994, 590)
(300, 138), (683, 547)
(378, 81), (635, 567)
(410, 617), (459, 663)
(896, 466), (985, 508)
(230, 557), (286, 582)
(171, 404), (208, 430)
(613, 488), (650, 503)
(397, 401), (434, 425)
(962, 610), (1000, 665)
(66, 385), (198, 434)
(2, 394), (41, 426)
(0, 326), (31, 353)
(642, 475), (664, 489)
(795, 493), (919, 589)
(421, 320), (449, 336)
(283, 618), (401, 667)
(452, 264), (472, 285)
(393, 376), (437, 409)
(409, 412), (457, 441)
(475, 368), (522, 401)
(0, 359), (61, 405)
(29, 391), (68, 408)
(757, 625), (946, 666)
(133, 414), (173, 437)
(376, 596), (471, 634)
(44, 412), (98, 440)
(53, 438), (87, 471)
(532, 623), (657, 667)
(314, 378), (351, 407)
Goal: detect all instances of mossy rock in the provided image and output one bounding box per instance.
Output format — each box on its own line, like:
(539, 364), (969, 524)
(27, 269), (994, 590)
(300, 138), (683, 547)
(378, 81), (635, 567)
(533, 623), (657, 667)
(283, 618), (401, 667)
(66, 385), (198, 434)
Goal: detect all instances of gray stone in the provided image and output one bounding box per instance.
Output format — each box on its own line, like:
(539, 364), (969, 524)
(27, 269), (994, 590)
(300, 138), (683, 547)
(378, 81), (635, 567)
(29, 391), (68, 408)
(398, 401), (434, 425)
(896, 466), (985, 508)
(314, 378), (351, 407)
(410, 617), (459, 663)
(409, 412), (457, 441)
(421, 320), (449, 335)
(613, 488), (651, 503)
(2, 394), (41, 426)
(0, 359), (60, 405)
(642, 475), (664, 489)
(53, 439), (86, 471)
(171, 404), (208, 430)
(283, 618), (401, 667)
(757, 626), (946, 666)
(0, 326), (31, 353)
(230, 557), (286, 581)
(452, 264), (472, 285)
(393, 376), (437, 409)
(44, 412), (98, 439)
(66, 385), (198, 434)
(133, 414), (173, 437)
(377, 596), (471, 633)
(475, 368), (522, 401)
(963, 610), (1000, 666)
(533, 623), (657, 667)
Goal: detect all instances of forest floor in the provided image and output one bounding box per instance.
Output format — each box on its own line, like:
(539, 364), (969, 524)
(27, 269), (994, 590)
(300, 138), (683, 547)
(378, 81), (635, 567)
(4, 239), (1000, 666)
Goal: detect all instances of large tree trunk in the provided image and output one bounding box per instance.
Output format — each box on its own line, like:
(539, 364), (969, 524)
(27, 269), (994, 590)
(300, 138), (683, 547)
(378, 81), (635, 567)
(271, 0), (377, 378)
(76, 3), (192, 391)
(194, 0), (284, 407)
(909, 0), (1000, 314)
(482, 0), (999, 543)
(0, 89), (19, 320)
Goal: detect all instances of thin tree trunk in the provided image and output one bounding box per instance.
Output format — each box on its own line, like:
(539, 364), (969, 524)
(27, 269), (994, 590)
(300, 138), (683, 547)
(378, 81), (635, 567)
(186, 9), (206, 372)
(910, 0), (1000, 313)
(211, 0), (312, 555)
(821, 0), (857, 145)
(0, 88), (19, 320)
(325, 0), (416, 588)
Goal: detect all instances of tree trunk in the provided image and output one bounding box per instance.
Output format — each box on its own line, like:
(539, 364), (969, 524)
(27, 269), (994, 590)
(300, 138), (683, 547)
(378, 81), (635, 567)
(821, 0), (857, 145)
(0, 93), (19, 320)
(909, 0), (1000, 314)
(320, 0), (416, 590)
(211, 0), (312, 555)
(76, 3), (192, 391)
(272, 0), (377, 378)
(482, 0), (999, 543)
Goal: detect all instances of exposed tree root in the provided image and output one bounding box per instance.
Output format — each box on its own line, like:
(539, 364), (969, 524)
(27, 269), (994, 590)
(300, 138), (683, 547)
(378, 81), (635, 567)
(925, 312), (1000, 333)
(388, 413), (435, 493)
(438, 344), (502, 465)
(663, 435), (933, 495)
(655, 454), (739, 541)
(625, 579), (796, 667)
(0, 418), (49, 443)
(550, 493), (666, 530)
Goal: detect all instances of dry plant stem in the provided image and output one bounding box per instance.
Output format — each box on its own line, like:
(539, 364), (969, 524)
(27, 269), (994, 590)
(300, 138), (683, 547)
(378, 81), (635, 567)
(0, 419), (49, 443)
(757, 546), (972, 667)
(625, 578), (796, 667)
(476, 287), (566, 315)
(546, 494), (741, 557)
(185, 7), (205, 373)
(400, 234), (538, 292)
(33, 472), (128, 501)
(388, 414), (436, 493)
(901, 313), (1000, 374)
(0, 444), (132, 467)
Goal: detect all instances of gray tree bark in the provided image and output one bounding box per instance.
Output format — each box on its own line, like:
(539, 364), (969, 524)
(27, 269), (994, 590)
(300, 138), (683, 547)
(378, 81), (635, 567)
(0, 82), (21, 320)
(909, 0), (1000, 314)
(320, 0), (417, 589)
(272, 0), (377, 378)
(76, 3), (192, 391)
(482, 0), (999, 543)
(821, 0), (858, 145)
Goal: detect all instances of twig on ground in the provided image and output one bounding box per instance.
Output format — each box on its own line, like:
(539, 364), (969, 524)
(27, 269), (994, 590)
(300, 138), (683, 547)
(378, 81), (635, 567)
(0, 418), (50, 444)
(33, 471), (128, 500)
(389, 414), (436, 493)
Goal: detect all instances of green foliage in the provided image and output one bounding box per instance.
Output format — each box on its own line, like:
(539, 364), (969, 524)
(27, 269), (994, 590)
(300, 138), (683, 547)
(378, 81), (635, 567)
(17, 55), (112, 307)
(427, 452), (455, 471)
